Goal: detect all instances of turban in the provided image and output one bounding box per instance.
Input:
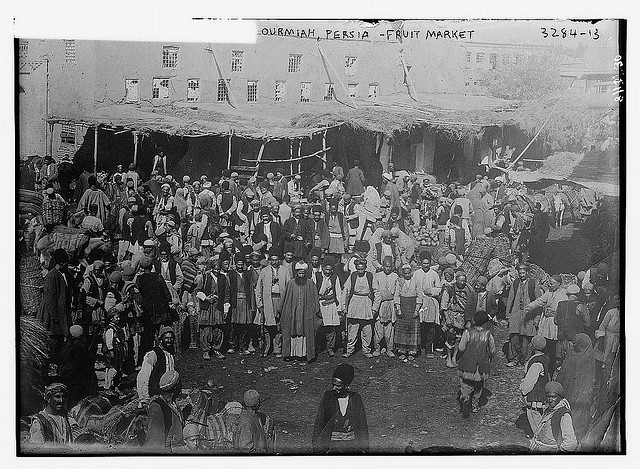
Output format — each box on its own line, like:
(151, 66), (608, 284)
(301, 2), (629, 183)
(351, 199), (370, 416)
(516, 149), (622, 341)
(158, 326), (176, 339)
(159, 370), (181, 391)
(473, 311), (489, 326)
(122, 266), (135, 277)
(517, 263), (530, 272)
(183, 424), (200, 439)
(295, 175), (301, 180)
(167, 220), (176, 228)
(45, 187), (54, 195)
(143, 239), (156, 247)
(532, 335), (547, 351)
(332, 363), (355, 386)
(443, 267), (455, 276)
(544, 381), (564, 397)
(161, 183), (170, 190)
(140, 257), (153, 269)
(203, 181), (212, 189)
(69, 325), (84, 338)
(230, 172), (239, 178)
(445, 254), (457, 265)
(294, 261), (308, 271)
(390, 227), (401, 237)
(383, 190), (392, 197)
(266, 172), (275, 179)
(245, 190), (255, 198)
(109, 271), (122, 283)
(45, 383), (68, 399)
(566, 284), (580, 295)
(127, 196), (137, 203)
(438, 256), (448, 266)
(455, 270), (467, 279)
(354, 258), (367, 267)
(401, 264), (412, 271)
(92, 260), (105, 269)
(577, 271), (586, 281)
(183, 175), (190, 183)
(243, 389), (261, 407)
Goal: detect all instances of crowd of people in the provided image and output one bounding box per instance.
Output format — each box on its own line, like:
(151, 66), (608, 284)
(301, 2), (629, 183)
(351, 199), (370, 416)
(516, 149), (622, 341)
(19, 155), (619, 453)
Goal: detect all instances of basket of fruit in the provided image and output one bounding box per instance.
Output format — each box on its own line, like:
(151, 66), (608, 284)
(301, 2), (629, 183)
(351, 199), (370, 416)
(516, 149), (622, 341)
(412, 226), (440, 249)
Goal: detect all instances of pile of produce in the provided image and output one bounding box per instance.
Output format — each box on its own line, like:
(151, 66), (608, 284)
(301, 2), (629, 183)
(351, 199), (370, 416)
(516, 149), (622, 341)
(412, 226), (440, 247)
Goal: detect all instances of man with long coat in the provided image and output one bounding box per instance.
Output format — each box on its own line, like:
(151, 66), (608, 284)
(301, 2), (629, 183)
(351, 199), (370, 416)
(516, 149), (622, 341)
(279, 261), (320, 363)
(38, 249), (72, 365)
(282, 205), (314, 260)
(254, 248), (292, 357)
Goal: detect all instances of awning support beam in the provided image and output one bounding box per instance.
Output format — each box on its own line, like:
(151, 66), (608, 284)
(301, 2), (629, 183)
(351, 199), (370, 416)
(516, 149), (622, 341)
(93, 125), (99, 173)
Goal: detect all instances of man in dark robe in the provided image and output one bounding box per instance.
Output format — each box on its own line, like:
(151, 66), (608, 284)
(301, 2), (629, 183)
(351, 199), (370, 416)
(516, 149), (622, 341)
(59, 325), (97, 406)
(38, 249), (72, 367)
(282, 205), (314, 260)
(529, 202), (550, 264)
(136, 256), (174, 361)
(312, 363), (369, 454)
(279, 261), (320, 363)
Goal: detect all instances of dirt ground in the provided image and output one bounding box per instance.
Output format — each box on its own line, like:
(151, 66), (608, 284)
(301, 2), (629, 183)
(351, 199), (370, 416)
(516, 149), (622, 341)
(176, 322), (532, 454)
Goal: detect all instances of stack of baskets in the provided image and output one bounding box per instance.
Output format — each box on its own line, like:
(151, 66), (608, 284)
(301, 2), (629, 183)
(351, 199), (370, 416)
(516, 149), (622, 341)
(19, 189), (43, 217)
(19, 256), (43, 316)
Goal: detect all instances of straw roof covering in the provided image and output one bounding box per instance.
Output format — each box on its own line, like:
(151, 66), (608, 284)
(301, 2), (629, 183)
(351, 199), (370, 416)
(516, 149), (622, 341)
(47, 92), (609, 144)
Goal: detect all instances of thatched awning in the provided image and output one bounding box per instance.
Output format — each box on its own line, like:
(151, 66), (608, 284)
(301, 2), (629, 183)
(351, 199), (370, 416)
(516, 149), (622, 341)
(46, 93), (527, 140)
(509, 150), (620, 197)
(47, 92), (614, 143)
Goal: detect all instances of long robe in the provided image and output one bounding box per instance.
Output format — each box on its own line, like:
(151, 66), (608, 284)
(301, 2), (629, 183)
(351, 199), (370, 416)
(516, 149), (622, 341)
(37, 268), (71, 337)
(312, 390), (369, 454)
(279, 278), (320, 361)
(254, 266), (292, 326)
(78, 188), (111, 223)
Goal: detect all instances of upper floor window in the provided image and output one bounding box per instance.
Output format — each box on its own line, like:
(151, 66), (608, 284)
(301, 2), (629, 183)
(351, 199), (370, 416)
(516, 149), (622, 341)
(345, 56), (357, 76)
(162, 46), (179, 68)
(288, 54), (302, 73)
(231, 51), (244, 72)
(64, 40), (76, 63)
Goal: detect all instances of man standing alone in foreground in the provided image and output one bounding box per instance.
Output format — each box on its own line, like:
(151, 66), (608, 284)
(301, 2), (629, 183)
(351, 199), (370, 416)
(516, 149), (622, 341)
(312, 364), (369, 454)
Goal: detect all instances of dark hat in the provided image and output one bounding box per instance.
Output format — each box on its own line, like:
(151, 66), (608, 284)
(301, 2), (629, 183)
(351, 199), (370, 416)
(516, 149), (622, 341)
(419, 250), (432, 262)
(354, 258), (368, 267)
(52, 248), (69, 265)
(332, 363), (355, 386)
(310, 247), (322, 258)
(240, 245), (253, 256)
(268, 246), (282, 258)
(260, 206), (271, 216)
(544, 381), (564, 396)
(354, 240), (370, 253)
(473, 311), (489, 326)
(323, 255), (336, 267)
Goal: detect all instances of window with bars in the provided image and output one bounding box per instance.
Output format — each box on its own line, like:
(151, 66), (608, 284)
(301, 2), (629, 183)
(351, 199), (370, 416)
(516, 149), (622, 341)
(348, 83), (357, 98)
(324, 83), (335, 101)
(60, 124), (76, 145)
(152, 78), (170, 99)
(247, 81), (258, 102)
(162, 46), (179, 68)
(125, 79), (140, 103)
(217, 79), (230, 102)
(19, 40), (29, 61)
(466, 52), (471, 69)
(489, 53), (498, 70)
(187, 79), (200, 102)
(288, 54), (302, 73)
(300, 82), (310, 102)
(274, 81), (286, 102)
(64, 40), (76, 63)
(345, 56), (357, 76)
(368, 83), (379, 99)
(231, 50), (244, 72)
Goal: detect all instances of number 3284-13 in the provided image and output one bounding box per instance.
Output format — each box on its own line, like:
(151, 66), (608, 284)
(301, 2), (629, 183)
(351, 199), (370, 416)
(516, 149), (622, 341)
(541, 27), (599, 39)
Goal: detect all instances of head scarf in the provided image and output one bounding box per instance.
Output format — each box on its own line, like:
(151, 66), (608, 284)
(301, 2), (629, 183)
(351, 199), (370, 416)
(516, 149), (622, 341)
(332, 363), (355, 386)
(544, 381), (564, 397)
(557, 333), (595, 405)
(45, 383), (68, 400)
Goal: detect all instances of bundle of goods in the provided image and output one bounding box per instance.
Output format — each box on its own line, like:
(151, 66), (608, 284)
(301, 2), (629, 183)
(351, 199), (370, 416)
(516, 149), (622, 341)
(461, 237), (496, 285)
(19, 316), (49, 416)
(19, 189), (44, 217)
(491, 234), (514, 265)
(412, 226), (440, 247)
(50, 225), (91, 258)
(528, 263), (551, 288)
(42, 197), (67, 226)
(20, 256), (43, 316)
